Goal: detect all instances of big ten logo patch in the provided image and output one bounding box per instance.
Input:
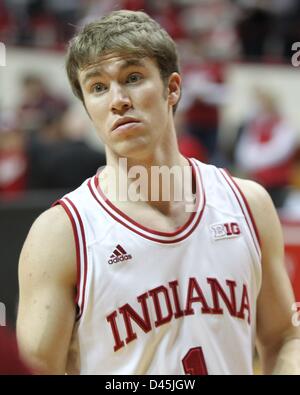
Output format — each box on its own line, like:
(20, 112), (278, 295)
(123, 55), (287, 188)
(0, 42), (6, 66)
(210, 222), (241, 241)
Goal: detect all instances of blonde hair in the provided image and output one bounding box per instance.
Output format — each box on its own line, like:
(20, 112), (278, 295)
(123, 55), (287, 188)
(66, 10), (180, 109)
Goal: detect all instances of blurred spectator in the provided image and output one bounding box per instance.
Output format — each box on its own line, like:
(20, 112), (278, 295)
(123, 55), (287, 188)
(0, 112), (28, 199)
(176, 110), (209, 163)
(45, 0), (82, 48)
(237, 0), (300, 62)
(150, 0), (186, 40)
(0, 0), (15, 43)
(236, 5), (272, 61)
(178, 132), (209, 163)
(1, 0), (82, 48)
(280, 148), (300, 220)
(79, 0), (121, 27)
(179, 0), (240, 61)
(234, 88), (298, 208)
(17, 74), (68, 135)
(1, 0), (299, 64)
(180, 61), (227, 164)
(27, 105), (106, 191)
(122, 0), (148, 11)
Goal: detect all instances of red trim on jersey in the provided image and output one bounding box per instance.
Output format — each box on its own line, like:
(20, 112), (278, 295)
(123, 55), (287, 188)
(226, 171), (261, 248)
(53, 199), (81, 310)
(51, 199), (60, 208)
(88, 160), (206, 244)
(220, 170), (261, 258)
(88, 178), (205, 244)
(65, 197), (88, 320)
(94, 158), (201, 237)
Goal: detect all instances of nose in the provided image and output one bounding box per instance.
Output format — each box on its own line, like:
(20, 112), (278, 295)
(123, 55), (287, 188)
(110, 84), (132, 114)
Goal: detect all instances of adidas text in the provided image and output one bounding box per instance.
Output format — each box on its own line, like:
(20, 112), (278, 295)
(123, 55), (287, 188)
(108, 254), (132, 265)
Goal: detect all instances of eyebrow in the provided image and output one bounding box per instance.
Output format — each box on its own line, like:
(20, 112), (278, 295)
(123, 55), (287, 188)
(81, 58), (146, 86)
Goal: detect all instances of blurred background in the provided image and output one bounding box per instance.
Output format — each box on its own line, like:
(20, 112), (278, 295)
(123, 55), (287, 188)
(0, 0), (299, 339)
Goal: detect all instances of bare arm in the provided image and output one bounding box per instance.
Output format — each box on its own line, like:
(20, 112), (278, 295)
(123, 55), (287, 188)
(235, 178), (300, 375)
(17, 205), (77, 374)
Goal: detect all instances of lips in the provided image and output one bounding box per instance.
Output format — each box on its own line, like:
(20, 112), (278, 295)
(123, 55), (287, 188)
(112, 117), (140, 132)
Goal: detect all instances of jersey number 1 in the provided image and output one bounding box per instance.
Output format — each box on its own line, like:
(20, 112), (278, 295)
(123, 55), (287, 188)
(182, 347), (208, 375)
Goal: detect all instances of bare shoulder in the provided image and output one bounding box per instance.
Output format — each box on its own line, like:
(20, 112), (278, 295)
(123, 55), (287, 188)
(19, 205), (76, 286)
(24, 204), (73, 244)
(232, 177), (282, 245)
(233, 177), (273, 212)
(18, 205), (77, 374)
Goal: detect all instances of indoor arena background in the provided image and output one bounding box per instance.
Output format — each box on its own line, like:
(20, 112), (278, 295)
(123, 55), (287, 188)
(0, 0), (300, 373)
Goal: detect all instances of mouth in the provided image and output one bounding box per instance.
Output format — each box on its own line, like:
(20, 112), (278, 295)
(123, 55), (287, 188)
(112, 117), (141, 133)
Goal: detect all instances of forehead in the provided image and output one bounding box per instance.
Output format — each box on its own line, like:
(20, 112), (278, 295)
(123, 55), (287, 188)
(79, 54), (158, 85)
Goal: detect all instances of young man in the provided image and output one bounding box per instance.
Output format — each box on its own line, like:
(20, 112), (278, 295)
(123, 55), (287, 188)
(17, 10), (300, 375)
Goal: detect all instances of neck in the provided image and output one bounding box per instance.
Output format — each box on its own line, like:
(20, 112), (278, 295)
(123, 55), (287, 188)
(99, 115), (197, 213)
(106, 118), (181, 167)
(99, 123), (196, 213)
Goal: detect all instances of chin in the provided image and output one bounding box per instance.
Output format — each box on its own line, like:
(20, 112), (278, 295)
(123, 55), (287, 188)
(113, 136), (153, 159)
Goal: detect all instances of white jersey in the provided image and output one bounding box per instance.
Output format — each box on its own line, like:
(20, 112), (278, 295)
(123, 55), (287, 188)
(55, 158), (261, 375)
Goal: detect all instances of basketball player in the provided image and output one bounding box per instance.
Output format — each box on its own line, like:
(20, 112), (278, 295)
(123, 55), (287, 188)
(16, 10), (300, 374)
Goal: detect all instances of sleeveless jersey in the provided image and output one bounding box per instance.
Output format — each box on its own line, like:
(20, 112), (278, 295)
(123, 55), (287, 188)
(55, 158), (262, 375)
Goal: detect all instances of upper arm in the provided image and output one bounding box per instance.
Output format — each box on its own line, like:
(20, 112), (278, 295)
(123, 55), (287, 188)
(17, 205), (77, 374)
(234, 178), (300, 372)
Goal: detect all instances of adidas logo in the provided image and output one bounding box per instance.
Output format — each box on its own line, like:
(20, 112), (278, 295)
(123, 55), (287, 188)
(108, 244), (132, 265)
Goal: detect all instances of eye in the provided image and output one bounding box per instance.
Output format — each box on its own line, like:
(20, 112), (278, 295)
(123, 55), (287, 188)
(126, 73), (143, 84)
(91, 83), (106, 94)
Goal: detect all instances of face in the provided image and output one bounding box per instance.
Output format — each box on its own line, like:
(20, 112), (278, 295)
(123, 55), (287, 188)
(78, 53), (180, 159)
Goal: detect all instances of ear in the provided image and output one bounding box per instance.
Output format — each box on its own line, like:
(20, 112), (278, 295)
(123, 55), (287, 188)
(168, 73), (181, 107)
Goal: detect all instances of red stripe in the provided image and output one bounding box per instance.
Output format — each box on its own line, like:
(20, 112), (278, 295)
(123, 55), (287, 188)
(113, 249), (122, 257)
(65, 197), (88, 320)
(88, 178), (206, 244)
(116, 244), (127, 254)
(51, 199), (60, 208)
(225, 170), (261, 248)
(220, 170), (261, 258)
(54, 200), (81, 308)
(94, 158), (201, 237)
